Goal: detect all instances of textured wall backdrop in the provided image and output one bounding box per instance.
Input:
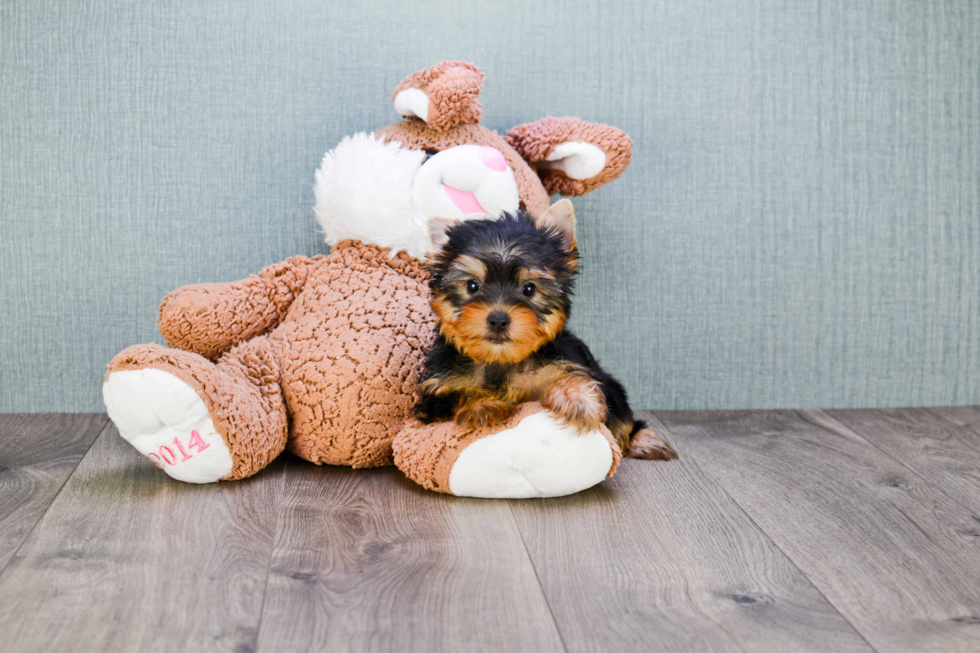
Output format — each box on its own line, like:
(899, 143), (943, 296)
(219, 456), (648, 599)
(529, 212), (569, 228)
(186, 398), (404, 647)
(2, 0), (978, 412)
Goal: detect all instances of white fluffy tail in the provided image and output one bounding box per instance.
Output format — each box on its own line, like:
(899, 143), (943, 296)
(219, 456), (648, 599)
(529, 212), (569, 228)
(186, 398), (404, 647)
(314, 133), (429, 259)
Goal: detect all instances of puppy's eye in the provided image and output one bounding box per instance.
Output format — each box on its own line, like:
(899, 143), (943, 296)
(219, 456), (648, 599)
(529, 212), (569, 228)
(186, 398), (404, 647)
(521, 282), (536, 297)
(466, 280), (481, 294)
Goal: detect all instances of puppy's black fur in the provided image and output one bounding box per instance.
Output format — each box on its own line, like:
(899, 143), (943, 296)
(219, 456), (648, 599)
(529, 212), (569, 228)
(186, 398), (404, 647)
(416, 210), (677, 460)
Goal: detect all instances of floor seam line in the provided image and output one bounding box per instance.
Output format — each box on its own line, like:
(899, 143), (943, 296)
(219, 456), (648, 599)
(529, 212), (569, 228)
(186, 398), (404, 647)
(0, 415), (110, 581)
(809, 408), (980, 517)
(508, 502), (571, 653)
(252, 456), (291, 653)
(648, 410), (884, 653)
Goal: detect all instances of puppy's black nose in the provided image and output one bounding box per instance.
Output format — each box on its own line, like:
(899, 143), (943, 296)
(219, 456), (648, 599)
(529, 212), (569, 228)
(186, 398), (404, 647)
(486, 310), (511, 334)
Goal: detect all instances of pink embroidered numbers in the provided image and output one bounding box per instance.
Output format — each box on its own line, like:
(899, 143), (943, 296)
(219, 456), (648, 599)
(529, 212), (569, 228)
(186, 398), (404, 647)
(147, 430), (212, 468)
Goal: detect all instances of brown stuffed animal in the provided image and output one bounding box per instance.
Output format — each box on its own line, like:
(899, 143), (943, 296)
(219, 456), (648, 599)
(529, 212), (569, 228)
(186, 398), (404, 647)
(102, 61), (634, 498)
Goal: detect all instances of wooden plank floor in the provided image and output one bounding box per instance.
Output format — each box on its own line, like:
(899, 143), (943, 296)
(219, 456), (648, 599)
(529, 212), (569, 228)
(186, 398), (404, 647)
(0, 408), (978, 652)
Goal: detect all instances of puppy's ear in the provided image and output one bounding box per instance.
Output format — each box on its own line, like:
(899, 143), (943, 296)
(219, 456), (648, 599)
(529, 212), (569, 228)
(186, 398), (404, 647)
(507, 117), (632, 197)
(536, 199), (577, 251)
(428, 216), (460, 250)
(392, 61), (484, 132)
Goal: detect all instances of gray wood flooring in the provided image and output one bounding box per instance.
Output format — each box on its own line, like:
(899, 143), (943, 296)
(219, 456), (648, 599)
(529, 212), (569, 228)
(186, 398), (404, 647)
(1, 408), (978, 652)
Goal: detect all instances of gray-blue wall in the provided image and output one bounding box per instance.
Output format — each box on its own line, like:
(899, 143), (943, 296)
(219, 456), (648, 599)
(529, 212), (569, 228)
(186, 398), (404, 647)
(2, 0), (978, 412)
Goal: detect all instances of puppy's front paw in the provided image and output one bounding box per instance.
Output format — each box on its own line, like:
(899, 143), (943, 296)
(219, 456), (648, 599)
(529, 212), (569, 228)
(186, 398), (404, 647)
(542, 375), (607, 432)
(455, 398), (517, 428)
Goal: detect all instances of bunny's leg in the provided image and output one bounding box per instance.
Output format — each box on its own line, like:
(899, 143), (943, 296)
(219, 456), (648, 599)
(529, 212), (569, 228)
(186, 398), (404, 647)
(393, 402), (622, 499)
(102, 337), (287, 483)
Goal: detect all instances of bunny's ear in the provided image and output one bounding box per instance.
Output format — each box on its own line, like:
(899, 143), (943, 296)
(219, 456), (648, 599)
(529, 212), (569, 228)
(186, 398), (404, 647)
(507, 117), (633, 196)
(392, 61), (485, 132)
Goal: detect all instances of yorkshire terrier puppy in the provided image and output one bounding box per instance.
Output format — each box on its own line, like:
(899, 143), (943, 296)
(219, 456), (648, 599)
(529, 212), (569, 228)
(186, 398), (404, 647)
(415, 200), (677, 460)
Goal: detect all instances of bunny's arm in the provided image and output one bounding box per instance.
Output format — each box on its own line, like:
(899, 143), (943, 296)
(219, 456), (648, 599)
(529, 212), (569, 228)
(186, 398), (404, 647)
(158, 255), (327, 360)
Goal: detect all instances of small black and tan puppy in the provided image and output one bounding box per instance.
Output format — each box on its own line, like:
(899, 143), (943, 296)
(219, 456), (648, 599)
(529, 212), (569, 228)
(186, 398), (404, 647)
(416, 200), (677, 460)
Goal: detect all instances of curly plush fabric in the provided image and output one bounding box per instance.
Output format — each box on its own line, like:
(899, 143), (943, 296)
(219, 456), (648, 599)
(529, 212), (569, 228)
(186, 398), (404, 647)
(107, 340), (288, 481)
(392, 61), (484, 132)
(393, 402), (622, 494)
(272, 242), (435, 468)
(141, 241), (435, 471)
(374, 122), (551, 219)
(507, 117), (634, 196)
(159, 256), (326, 361)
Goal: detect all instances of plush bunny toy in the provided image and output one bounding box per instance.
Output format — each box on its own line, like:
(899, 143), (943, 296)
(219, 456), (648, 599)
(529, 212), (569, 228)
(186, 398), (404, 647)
(102, 61), (634, 498)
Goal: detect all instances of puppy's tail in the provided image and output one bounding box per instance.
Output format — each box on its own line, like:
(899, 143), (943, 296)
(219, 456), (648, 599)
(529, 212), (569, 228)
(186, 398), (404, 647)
(627, 420), (678, 460)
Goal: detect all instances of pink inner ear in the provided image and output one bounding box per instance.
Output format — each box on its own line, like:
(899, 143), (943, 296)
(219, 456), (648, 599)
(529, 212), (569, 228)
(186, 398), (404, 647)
(480, 146), (507, 172)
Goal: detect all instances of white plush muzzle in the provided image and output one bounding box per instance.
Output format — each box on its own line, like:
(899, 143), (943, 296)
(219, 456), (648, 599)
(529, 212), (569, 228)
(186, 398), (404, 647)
(314, 134), (520, 260)
(411, 144), (520, 223)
